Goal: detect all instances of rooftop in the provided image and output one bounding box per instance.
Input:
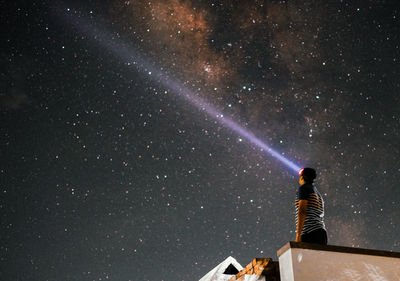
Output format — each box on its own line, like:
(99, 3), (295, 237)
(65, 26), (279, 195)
(199, 242), (400, 281)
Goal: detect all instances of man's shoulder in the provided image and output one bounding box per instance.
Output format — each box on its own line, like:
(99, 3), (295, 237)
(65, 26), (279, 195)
(299, 183), (314, 192)
(298, 183), (314, 199)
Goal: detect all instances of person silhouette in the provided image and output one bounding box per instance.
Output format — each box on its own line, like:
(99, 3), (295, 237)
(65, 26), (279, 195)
(295, 168), (327, 245)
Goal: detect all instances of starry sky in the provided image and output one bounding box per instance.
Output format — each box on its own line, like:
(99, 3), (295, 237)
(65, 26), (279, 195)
(1, 0), (399, 280)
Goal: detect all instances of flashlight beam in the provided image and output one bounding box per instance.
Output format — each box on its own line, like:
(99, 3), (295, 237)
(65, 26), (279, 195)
(58, 8), (302, 173)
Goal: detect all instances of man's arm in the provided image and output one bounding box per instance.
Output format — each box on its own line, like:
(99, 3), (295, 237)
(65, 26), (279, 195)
(296, 199), (308, 242)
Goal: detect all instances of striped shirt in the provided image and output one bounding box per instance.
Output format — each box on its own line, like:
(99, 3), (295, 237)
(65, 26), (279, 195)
(295, 183), (326, 235)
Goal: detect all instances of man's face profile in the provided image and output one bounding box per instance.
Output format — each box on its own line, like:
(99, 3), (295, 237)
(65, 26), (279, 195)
(299, 176), (305, 185)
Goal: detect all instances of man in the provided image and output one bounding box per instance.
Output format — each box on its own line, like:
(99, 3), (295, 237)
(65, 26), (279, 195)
(295, 167), (327, 244)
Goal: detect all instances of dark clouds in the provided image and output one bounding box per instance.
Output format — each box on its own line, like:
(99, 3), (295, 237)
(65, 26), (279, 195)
(1, 57), (32, 109)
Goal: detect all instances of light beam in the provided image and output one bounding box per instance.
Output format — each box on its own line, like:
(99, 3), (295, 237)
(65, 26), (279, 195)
(57, 7), (302, 174)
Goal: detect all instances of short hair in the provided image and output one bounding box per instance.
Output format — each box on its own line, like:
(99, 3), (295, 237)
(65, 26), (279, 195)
(299, 167), (317, 183)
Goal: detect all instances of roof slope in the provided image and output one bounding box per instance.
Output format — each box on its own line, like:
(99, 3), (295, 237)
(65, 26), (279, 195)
(199, 256), (243, 281)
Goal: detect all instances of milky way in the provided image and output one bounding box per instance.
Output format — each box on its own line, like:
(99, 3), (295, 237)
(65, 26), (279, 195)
(1, 1), (399, 280)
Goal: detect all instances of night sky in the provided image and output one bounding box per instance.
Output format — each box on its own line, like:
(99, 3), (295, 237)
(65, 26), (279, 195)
(1, 1), (400, 280)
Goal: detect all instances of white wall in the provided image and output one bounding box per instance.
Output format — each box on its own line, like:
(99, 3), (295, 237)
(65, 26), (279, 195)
(279, 246), (400, 281)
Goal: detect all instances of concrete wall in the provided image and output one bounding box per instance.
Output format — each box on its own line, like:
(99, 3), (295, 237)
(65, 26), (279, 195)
(278, 242), (400, 281)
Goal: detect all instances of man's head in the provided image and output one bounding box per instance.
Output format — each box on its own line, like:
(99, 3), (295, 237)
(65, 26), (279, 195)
(298, 167), (317, 184)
